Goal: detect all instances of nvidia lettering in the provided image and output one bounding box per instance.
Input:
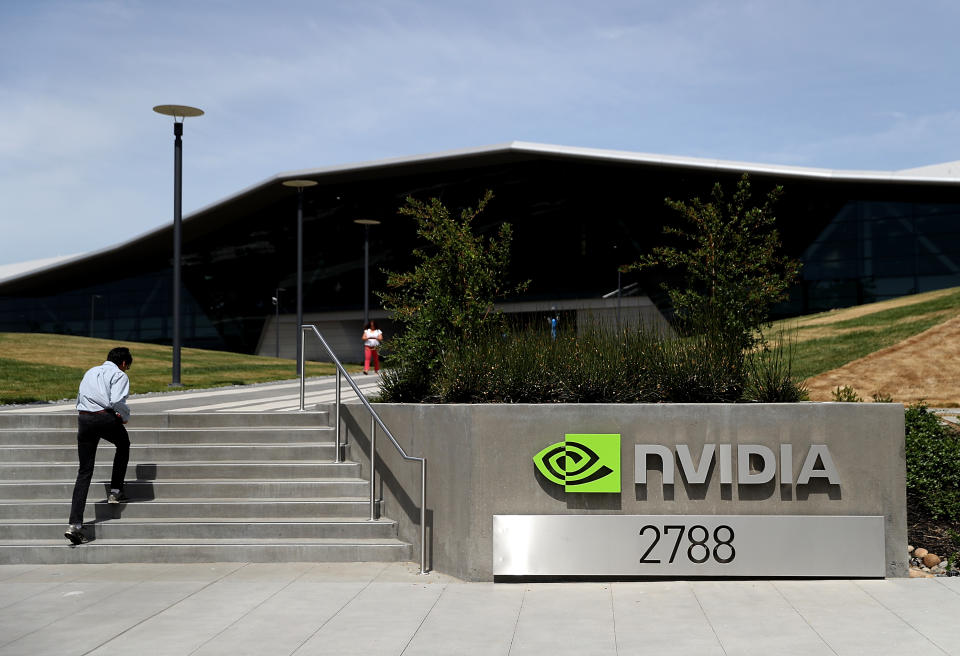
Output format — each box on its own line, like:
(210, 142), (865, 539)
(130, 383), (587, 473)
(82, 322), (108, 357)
(534, 436), (841, 494)
(533, 434), (621, 493)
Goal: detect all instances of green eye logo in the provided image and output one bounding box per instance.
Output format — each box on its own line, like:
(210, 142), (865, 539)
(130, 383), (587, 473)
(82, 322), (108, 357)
(533, 434), (621, 493)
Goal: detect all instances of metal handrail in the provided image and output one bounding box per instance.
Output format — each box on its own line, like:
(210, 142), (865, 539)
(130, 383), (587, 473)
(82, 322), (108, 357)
(299, 324), (427, 574)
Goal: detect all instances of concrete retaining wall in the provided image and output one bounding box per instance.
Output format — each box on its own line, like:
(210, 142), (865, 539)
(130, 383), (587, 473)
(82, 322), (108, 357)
(341, 403), (907, 580)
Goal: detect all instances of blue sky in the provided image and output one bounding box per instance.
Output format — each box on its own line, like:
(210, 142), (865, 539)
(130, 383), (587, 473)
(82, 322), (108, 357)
(1, 0), (959, 265)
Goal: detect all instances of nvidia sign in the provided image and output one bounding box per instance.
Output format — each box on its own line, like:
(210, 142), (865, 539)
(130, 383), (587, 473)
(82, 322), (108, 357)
(535, 436), (841, 492)
(533, 434), (621, 493)
(516, 432), (888, 577)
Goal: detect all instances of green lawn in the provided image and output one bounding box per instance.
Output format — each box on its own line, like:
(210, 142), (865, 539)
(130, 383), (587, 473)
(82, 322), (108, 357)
(768, 287), (960, 381)
(6, 288), (960, 403)
(0, 333), (361, 404)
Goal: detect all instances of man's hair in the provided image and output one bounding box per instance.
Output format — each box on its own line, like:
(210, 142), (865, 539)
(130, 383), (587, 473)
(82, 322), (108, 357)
(106, 347), (133, 367)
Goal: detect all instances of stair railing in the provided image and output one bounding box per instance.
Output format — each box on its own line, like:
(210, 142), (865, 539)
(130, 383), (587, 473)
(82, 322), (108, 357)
(298, 324), (427, 575)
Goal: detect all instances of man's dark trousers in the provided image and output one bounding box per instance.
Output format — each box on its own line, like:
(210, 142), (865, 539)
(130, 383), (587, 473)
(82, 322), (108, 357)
(69, 412), (130, 526)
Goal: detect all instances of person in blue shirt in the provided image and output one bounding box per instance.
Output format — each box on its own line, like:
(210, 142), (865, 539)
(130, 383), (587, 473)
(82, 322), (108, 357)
(65, 347), (133, 545)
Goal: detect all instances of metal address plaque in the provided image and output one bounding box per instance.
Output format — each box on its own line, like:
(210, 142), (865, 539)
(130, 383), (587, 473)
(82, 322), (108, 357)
(493, 515), (885, 577)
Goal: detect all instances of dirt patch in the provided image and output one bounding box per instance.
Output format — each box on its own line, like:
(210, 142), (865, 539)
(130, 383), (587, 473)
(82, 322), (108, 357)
(804, 315), (960, 405)
(909, 496), (960, 563)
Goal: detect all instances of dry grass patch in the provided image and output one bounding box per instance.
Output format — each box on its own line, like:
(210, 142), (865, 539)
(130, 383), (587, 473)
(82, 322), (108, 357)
(804, 315), (960, 406)
(765, 286), (960, 383)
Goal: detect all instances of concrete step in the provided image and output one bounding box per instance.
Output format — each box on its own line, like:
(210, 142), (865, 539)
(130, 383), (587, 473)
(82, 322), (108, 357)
(0, 443), (340, 461)
(0, 498), (377, 520)
(0, 408), (410, 565)
(0, 461), (360, 480)
(0, 537), (411, 564)
(0, 479), (370, 500)
(5, 518), (397, 540)
(0, 412), (332, 429)
(0, 426), (337, 445)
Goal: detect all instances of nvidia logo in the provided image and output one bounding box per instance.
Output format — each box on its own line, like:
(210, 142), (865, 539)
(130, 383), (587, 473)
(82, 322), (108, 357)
(533, 434), (621, 493)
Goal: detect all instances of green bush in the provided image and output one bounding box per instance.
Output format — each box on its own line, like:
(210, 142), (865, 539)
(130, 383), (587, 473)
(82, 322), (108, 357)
(831, 385), (863, 402)
(377, 191), (526, 402)
(625, 174), (801, 351)
(742, 333), (809, 403)
(430, 318), (806, 404)
(905, 402), (960, 521)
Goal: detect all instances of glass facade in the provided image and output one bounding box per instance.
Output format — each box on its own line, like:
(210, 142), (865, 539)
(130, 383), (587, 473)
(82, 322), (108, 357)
(798, 199), (960, 311)
(1, 151), (958, 353)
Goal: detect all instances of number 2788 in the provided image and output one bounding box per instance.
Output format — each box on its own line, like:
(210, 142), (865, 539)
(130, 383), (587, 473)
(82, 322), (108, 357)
(638, 524), (735, 564)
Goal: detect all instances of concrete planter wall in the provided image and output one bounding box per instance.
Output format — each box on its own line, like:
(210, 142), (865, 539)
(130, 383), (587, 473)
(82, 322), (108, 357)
(341, 403), (906, 581)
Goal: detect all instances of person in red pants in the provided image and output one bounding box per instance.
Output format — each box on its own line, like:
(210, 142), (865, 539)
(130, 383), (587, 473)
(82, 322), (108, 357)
(65, 347), (133, 545)
(362, 321), (383, 374)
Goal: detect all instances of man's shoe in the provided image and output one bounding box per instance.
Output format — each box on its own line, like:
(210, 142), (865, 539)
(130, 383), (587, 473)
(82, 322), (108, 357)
(64, 526), (88, 545)
(107, 491), (129, 504)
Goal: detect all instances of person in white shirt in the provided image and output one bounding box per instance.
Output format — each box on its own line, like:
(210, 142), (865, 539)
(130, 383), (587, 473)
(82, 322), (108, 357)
(361, 320), (384, 374)
(65, 347), (133, 545)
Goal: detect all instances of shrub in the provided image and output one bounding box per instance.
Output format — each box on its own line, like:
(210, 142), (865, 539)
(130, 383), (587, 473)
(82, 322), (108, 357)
(433, 316), (754, 404)
(377, 192), (526, 402)
(831, 385), (862, 402)
(742, 332), (809, 402)
(904, 402), (960, 521)
(625, 174), (801, 351)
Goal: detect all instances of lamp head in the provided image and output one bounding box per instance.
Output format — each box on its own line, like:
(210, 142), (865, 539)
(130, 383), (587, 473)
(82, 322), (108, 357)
(282, 179), (318, 189)
(153, 105), (204, 122)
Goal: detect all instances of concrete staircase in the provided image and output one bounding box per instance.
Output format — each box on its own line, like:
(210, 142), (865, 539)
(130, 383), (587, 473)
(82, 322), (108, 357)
(0, 412), (411, 564)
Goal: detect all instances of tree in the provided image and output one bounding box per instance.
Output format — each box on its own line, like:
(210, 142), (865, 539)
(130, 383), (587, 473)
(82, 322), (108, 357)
(377, 191), (525, 401)
(625, 174), (800, 348)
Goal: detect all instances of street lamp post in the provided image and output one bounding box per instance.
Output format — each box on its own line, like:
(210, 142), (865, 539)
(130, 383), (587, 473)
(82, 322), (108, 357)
(353, 219), (381, 326)
(271, 287), (285, 358)
(282, 180), (317, 375)
(153, 104), (204, 387)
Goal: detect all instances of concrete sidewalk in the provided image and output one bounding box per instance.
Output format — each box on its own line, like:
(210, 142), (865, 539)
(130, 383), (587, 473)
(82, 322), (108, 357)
(1, 563), (959, 655)
(0, 373), (382, 415)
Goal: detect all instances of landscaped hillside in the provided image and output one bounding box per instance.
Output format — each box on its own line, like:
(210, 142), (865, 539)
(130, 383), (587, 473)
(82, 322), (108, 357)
(768, 286), (960, 406)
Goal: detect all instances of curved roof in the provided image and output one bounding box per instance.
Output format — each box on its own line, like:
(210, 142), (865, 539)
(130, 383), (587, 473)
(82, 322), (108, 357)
(3, 141), (959, 288)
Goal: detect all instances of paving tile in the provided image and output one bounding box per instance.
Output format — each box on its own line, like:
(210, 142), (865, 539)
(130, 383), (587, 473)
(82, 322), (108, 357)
(856, 579), (960, 655)
(191, 580), (368, 656)
(691, 580), (834, 655)
(84, 567), (302, 655)
(612, 581), (724, 655)
(3, 563), (960, 655)
(294, 582), (445, 655)
(0, 565), (89, 583)
(509, 583), (618, 656)
(373, 561), (461, 584)
(936, 577), (960, 596)
(0, 580), (209, 656)
(402, 583), (524, 655)
(0, 565), (39, 581)
(297, 561), (391, 583)
(0, 580), (130, 649)
(774, 580), (944, 655)
(0, 581), (65, 609)
(134, 562), (246, 583)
